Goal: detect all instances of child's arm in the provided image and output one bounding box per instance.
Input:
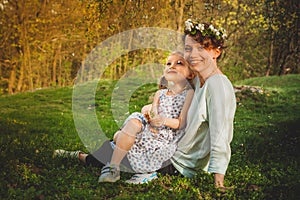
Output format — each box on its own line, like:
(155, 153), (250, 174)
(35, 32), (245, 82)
(151, 90), (160, 115)
(150, 89), (194, 130)
(177, 89), (194, 129)
(144, 90), (160, 122)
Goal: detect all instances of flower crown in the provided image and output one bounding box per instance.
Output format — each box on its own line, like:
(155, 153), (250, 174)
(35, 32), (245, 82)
(184, 19), (227, 40)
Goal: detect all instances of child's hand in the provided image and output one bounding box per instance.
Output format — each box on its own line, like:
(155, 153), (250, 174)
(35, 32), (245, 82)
(150, 115), (165, 127)
(141, 104), (152, 114)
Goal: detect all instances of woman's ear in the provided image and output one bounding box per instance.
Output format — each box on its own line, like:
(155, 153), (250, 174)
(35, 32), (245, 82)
(214, 48), (221, 59)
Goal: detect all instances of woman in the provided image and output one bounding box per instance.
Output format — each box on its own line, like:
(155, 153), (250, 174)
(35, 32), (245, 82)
(167, 19), (237, 188)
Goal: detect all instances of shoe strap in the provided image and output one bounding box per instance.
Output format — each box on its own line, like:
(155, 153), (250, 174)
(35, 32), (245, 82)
(101, 165), (119, 174)
(101, 165), (114, 173)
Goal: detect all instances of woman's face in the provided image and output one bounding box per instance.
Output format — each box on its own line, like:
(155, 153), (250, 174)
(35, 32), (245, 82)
(183, 35), (220, 74)
(163, 54), (192, 82)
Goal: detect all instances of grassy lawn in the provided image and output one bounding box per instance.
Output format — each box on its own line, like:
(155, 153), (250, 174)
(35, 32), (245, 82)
(0, 75), (299, 199)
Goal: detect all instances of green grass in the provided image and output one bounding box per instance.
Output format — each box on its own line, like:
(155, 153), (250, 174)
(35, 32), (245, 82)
(0, 74), (299, 199)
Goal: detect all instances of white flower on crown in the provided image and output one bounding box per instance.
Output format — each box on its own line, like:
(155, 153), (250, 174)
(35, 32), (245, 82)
(184, 19), (227, 40)
(185, 19), (194, 32)
(196, 23), (205, 31)
(209, 24), (215, 31)
(221, 28), (227, 39)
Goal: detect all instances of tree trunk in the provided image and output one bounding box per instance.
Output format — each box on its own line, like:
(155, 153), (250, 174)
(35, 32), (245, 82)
(57, 42), (62, 86)
(52, 43), (58, 86)
(266, 31), (274, 76)
(25, 37), (33, 91)
(176, 0), (185, 32)
(8, 62), (16, 94)
(17, 55), (25, 92)
(122, 30), (134, 76)
(42, 58), (49, 87)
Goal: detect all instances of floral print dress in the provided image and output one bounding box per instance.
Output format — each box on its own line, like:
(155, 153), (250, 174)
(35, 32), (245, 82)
(124, 88), (188, 173)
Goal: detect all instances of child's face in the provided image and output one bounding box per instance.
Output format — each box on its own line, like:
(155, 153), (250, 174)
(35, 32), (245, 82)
(163, 54), (193, 82)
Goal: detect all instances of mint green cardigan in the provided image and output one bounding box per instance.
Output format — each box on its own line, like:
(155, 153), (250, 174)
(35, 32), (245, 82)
(171, 75), (236, 177)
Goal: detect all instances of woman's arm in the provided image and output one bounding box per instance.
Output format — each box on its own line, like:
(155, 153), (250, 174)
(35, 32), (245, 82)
(206, 77), (236, 175)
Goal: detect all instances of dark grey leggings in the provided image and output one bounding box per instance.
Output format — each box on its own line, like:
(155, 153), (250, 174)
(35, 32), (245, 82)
(85, 140), (180, 176)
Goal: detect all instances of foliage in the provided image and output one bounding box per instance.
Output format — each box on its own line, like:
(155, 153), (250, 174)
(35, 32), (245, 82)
(0, 0), (299, 94)
(0, 74), (299, 199)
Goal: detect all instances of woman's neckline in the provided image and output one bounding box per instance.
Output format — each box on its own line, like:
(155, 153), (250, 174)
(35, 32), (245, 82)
(199, 73), (225, 88)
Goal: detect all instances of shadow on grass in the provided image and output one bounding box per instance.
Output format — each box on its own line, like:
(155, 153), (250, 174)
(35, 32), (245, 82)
(236, 118), (300, 199)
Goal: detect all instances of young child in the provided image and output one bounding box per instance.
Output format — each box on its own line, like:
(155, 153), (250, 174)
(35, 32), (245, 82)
(98, 51), (194, 183)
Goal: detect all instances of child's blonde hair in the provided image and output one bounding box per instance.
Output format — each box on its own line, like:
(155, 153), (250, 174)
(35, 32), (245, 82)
(160, 51), (195, 90)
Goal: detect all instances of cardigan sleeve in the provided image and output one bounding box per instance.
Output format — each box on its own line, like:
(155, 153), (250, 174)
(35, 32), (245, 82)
(206, 75), (236, 175)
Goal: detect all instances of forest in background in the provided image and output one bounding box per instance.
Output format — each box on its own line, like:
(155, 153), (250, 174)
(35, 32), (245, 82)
(0, 0), (299, 94)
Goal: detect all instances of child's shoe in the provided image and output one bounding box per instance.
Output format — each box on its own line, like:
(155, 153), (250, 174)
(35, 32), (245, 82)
(125, 172), (157, 184)
(98, 163), (120, 183)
